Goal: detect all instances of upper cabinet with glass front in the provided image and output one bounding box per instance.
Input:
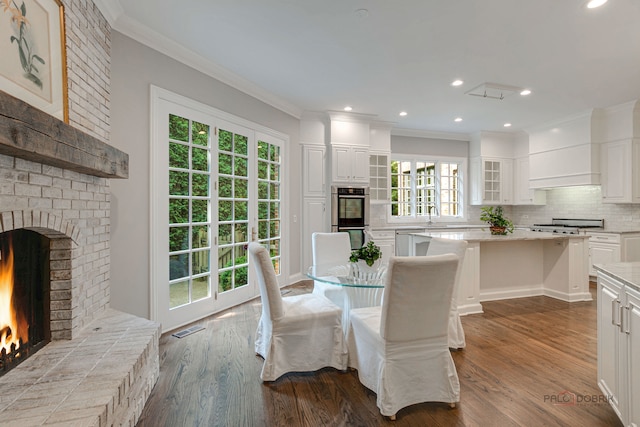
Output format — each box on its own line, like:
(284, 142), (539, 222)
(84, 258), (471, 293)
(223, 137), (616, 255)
(369, 152), (389, 201)
(469, 157), (513, 205)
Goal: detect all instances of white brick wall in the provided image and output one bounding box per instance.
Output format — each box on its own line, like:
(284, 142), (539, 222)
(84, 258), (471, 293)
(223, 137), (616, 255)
(0, 154), (111, 339)
(64, 0), (111, 142)
(0, 5), (159, 426)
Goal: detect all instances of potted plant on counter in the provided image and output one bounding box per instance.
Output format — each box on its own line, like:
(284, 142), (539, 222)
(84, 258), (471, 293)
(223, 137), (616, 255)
(480, 206), (514, 235)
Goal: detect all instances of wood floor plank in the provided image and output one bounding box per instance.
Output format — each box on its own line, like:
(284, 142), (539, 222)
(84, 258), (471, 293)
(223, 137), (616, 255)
(136, 283), (622, 426)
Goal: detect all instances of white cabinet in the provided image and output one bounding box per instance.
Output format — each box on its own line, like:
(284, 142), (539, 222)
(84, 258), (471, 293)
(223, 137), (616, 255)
(588, 232), (640, 277)
(332, 145), (369, 183)
(513, 157), (546, 205)
(302, 145), (329, 268)
(628, 285), (640, 427)
(598, 272), (625, 421)
(597, 271), (640, 426)
(302, 198), (327, 269)
(366, 230), (395, 264)
(302, 144), (326, 197)
(470, 157), (513, 205)
(369, 152), (389, 201)
(601, 139), (640, 204)
(588, 233), (622, 276)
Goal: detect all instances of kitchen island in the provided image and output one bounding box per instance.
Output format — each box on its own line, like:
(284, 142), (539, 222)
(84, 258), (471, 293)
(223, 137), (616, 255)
(409, 230), (591, 314)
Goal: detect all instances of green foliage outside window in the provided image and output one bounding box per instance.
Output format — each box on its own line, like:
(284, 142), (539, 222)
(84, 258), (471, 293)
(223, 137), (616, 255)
(219, 255), (248, 291)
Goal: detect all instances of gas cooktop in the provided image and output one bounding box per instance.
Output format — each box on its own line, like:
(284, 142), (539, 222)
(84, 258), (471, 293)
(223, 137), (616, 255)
(530, 218), (604, 234)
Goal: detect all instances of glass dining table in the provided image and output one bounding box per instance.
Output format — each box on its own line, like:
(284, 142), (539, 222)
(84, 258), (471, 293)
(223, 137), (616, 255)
(306, 262), (387, 333)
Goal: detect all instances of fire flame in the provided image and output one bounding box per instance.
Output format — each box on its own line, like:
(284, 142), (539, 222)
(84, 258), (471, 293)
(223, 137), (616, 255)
(0, 241), (27, 353)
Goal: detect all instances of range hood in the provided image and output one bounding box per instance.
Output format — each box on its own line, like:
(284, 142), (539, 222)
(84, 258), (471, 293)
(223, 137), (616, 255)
(527, 110), (602, 189)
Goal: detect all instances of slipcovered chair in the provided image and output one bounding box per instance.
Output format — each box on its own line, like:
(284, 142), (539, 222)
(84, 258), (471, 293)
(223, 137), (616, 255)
(311, 232), (352, 307)
(425, 237), (469, 349)
(248, 242), (347, 381)
(347, 254), (460, 420)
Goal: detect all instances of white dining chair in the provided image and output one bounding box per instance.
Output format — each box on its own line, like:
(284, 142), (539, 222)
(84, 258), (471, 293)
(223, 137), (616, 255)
(311, 232), (352, 306)
(347, 254), (460, 420)
(248, 242), (347, 381)
(425, 237), (469, 349)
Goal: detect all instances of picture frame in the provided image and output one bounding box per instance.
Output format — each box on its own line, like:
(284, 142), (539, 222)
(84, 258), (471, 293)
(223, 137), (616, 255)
(0, 0), (68, 122)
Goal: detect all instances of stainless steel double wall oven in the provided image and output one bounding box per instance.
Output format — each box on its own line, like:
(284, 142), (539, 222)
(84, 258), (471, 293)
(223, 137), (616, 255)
(331, 185), (370, 250)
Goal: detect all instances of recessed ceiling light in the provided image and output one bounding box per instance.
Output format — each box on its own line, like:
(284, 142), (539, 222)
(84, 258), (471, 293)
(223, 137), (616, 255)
(520, 89), (532, 96)
(504, 123), (512, 127)
(454, 117), (463, 122)
(451, 80), (464, 87)
(587, 0), (607, 8)
(344, 106), (353, 111)
(399, 111), (408, 117)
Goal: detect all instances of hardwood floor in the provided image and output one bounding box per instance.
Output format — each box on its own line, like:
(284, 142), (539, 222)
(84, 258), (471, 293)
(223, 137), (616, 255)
(137, 283), (622, 426)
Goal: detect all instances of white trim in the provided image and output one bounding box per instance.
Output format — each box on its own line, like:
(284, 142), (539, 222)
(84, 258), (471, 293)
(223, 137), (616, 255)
(152, 86), (289, 142)
(150, 85), (290, 331)
(326, 110), (379, 123)
(391, 127), (470, 141)
(149, 85), (160, 324)
(480, 286), (545, 302)
(524, 108), (595, 133)
(92, 0), (124, 24)
(387, 154), (467, 223)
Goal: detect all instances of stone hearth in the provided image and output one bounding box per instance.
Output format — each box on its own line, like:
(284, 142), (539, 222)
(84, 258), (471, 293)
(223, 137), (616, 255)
(0, 91), (160, 426)
(0, 310), (159, 426)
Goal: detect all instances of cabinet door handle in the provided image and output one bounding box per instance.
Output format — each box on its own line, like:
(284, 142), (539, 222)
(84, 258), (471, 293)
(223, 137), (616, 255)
(612, 299), (621, 327)
(619, 305), (625, 333)
(623, 305), (631, 335)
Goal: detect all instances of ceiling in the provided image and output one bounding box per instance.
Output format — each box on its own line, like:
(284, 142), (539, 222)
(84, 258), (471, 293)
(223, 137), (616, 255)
(96, 0), (640, 137)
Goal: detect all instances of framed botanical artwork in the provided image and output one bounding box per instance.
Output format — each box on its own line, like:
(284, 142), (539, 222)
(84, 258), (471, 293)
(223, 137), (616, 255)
(0, 0), (68, 122)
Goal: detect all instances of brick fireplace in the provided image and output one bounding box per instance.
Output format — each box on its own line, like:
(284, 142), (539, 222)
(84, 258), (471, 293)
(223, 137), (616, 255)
(0, 92), (160, 425)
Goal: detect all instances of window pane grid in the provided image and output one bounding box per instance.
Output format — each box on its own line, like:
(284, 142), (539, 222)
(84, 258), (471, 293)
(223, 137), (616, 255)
(390, 158), (462, 219)
(168, 114), (212, 309)
(257, 140), (282, 275)
(217, 129), (255, 293)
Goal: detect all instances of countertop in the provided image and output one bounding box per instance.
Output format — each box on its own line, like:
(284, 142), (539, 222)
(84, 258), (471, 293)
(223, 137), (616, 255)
(371, 225), (640, 235)
(588, 228), (640, 234)
(410, 229), (591, 242)
(594, 262), (640, 292)
(371, 224), (487, 232)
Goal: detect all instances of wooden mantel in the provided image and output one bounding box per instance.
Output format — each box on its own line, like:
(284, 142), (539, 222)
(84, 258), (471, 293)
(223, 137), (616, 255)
(0, 90), (128, 179)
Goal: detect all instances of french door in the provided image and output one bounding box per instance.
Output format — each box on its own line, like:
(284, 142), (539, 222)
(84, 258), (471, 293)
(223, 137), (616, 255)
(152, 88), (285, 332)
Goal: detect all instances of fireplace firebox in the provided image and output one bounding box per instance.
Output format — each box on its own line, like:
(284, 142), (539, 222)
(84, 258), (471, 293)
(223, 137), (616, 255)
(0, 229), (50, 376)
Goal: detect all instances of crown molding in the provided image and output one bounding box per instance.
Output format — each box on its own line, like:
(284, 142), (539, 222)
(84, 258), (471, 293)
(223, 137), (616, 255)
(96, 2), (303, 119)
(391, 127), (470, 141)
(524, 109), (596, 133)
(326, 110), (379, 123)
(92, 0), (124, 26)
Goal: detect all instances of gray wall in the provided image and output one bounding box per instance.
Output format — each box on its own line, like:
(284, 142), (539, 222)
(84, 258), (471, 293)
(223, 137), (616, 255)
(109, 33), (301, 318)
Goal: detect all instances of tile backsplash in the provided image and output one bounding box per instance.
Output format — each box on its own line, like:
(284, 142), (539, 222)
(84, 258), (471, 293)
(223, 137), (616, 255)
(512, 186), (640, 230)
(370, 186), (640, 231)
